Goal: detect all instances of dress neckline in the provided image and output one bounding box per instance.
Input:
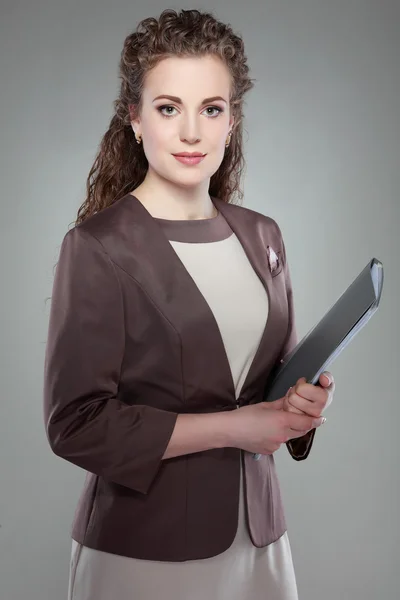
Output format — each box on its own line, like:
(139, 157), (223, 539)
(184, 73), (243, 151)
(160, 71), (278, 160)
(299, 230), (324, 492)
(154, 208), (233, 243)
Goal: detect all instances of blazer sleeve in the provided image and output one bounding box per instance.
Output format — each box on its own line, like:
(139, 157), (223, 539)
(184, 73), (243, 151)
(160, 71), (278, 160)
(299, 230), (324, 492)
(43, 226), (178, 494)
(279, 235), (317, 461)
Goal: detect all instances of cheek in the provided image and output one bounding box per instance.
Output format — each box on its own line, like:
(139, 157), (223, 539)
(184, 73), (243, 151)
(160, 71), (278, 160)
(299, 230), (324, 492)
(145, 126), (169, 150)
(210, 121), (228, 144)
(205, 134), (231, 175)
(141, 114), (171, 149)
(143, 135), (173, 169)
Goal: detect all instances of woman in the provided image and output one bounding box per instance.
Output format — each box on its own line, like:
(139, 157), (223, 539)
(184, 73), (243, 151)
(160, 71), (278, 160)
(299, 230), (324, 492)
(43, 9), (334, 600)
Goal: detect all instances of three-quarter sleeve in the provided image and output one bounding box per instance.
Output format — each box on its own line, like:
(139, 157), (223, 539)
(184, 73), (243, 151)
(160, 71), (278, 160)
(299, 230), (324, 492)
(279, 237), (317, 461)
(43, 227), (178, 494)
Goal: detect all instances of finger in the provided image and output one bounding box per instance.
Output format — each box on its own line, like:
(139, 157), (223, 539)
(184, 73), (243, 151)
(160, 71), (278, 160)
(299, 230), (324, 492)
(319, 371), (333, 388)
(286, 392), (321, 418)
(288, 418), (326, 437)
(295, 381), (327, 403)
(285, 411), (324, 431)
(284, 388), (308, 414)
(287, 428), (313, 439)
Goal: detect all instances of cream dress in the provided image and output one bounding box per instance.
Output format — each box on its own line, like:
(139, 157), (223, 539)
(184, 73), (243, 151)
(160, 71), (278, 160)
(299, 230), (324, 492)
(67, 211), (298, 600)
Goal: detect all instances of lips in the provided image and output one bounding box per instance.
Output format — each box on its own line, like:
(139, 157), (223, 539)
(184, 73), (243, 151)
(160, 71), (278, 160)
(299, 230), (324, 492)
(173, 154), (206, 165)
(173, 153), (205, 157)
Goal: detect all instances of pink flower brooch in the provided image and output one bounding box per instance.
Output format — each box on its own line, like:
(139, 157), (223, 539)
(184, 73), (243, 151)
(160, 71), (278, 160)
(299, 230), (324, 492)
(267, 246), (280, 274)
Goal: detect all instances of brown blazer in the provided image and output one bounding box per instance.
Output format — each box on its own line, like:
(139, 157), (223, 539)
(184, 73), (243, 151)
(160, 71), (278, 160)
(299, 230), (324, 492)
(43, 193), (316, 562)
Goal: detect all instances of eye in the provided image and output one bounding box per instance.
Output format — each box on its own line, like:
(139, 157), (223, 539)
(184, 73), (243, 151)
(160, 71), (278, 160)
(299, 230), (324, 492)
(158, 105), (178, 117)
(202, 106), (223, 118)
(157, 105), (224, 118)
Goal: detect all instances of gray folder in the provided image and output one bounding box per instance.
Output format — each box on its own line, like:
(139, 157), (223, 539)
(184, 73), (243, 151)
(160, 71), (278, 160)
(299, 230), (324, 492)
(253, 257), (384, 460)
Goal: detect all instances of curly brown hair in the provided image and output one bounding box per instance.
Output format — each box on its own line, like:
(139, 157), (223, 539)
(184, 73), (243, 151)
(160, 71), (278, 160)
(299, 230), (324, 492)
(75, 8), (255, 226)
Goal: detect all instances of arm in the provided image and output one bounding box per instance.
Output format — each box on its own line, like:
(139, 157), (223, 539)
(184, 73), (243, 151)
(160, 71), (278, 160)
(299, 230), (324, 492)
(162, 412), (232, 459)
(279, 236), (317, 461)
(43, 227), (178, 495)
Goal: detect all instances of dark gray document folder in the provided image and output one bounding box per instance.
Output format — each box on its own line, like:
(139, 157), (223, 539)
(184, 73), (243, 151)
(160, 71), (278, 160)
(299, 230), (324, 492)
(253, 257), (384, 460)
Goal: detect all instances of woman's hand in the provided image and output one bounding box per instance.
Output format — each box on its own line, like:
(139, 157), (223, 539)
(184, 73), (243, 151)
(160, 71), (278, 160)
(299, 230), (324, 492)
(283, 371), (335, 419)
(227, 398), (326, 456)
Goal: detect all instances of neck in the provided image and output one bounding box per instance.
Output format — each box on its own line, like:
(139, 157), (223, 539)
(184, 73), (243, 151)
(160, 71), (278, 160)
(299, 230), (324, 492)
(130, 169), (216, 220)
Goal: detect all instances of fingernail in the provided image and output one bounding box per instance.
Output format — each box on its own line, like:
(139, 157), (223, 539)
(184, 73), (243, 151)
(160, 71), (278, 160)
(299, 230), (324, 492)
(323, 373), (332, 385)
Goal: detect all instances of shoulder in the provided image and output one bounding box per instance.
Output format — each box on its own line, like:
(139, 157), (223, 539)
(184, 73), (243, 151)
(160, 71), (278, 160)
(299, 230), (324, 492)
(220, 199), (285, 247)
(231, 201), (282, 228)
(63, 194), (131, 252)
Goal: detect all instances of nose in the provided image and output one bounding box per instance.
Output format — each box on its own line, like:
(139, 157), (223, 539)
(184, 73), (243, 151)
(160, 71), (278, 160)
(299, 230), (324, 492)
(179, 113), (201, 144)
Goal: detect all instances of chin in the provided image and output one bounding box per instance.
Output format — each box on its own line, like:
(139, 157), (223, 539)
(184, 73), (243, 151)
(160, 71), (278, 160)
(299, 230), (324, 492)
(166, 169), (206, 185)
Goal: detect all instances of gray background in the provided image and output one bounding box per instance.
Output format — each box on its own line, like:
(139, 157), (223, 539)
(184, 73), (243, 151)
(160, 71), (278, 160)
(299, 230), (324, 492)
(1, 0), (399, 598)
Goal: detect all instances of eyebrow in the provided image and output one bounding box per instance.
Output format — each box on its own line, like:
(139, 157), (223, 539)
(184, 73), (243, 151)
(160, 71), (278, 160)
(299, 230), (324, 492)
(152, 94), (228, 105)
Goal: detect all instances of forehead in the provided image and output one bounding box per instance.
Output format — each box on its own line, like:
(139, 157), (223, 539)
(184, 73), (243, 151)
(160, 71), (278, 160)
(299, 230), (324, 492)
(143, 55), (232, 99)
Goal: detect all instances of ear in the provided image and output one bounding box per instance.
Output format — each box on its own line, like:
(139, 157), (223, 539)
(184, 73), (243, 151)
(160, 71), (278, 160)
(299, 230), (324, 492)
(128, 103), (141, 130)
(229, 114), (235, 131)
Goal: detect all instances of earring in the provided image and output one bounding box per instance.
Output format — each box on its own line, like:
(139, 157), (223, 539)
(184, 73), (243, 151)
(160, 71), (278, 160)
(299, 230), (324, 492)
(135, 133), (142, 145)
(225, 132), (232, 148)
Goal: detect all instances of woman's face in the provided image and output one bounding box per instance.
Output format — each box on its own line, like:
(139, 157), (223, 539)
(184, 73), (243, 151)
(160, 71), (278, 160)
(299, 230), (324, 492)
(130, 55), (234, 190)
